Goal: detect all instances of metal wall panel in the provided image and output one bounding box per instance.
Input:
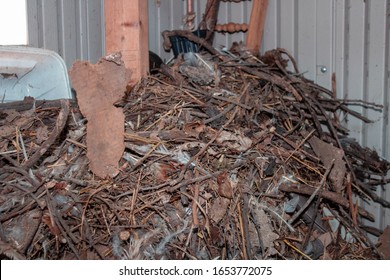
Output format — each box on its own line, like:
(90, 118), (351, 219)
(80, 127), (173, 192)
(26, 0), (104, 68)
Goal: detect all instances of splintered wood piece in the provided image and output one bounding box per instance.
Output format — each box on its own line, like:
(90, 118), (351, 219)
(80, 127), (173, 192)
(69, 54), (131, 178)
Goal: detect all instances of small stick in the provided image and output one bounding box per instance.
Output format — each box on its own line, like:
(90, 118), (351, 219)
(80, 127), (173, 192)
(288, 159), (334, 225)
(346, 173), (357, 226)
(17, 127), (28, 162)
(22, 99), (70, 169)
(180, 191), (210, 235)
(129, 172), (142, 226)
(191, 184), (200, 229)
(237, 199), (248, 260)
(279, 183), (374, 221)
(283, 239), (312, 260)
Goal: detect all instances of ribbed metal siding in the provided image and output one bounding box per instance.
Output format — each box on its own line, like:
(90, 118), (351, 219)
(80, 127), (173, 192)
(26, 0), (105, 69)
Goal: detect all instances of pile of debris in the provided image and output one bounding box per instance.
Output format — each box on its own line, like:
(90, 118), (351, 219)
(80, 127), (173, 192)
(0, 46), (389, 260)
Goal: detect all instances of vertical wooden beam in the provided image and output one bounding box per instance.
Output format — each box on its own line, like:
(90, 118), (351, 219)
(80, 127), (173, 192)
(105, 0), (149, 84)
(246, 0), (269, 55)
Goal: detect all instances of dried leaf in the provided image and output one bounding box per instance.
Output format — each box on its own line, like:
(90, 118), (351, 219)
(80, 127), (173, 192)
(210, 197), (230, 223)
(150, 162), (176, 182)
(217, 172), (233, 198)
(216, 130), (252, 151)
(35, 125), (49, 144)
(184, 121), (205, 138)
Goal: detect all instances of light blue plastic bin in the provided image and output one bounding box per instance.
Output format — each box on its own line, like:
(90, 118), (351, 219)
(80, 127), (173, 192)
(0, 46), (72, 102)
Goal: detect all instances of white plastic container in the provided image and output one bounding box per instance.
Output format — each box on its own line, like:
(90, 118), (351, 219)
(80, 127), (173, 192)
(0, 45), (72, 102)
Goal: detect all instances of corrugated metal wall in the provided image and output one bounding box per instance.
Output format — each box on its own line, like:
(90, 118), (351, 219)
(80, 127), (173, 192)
(26, 0), (389, 233)
(26, 0), (105, 69)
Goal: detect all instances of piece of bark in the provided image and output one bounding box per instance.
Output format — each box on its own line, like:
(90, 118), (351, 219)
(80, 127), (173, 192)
(306, 133), (346, 193)
(217, 171), (233, 199)
(0, 97), (77, 112)
(69, 53), (131, 178)
(378, 226), (390, 259)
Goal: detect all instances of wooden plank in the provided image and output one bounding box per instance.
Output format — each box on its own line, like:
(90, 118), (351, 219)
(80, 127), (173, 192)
(105, 0), (149, 83)
(246, 0), (269, 55)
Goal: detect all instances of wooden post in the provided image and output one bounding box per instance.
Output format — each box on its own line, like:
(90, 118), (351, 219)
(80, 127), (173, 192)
(105, 0), (149, 84)
(246, 0), (268, 55)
